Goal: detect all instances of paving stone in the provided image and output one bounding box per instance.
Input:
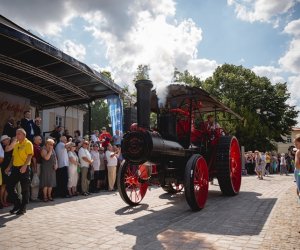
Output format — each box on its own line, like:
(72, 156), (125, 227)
(0, 175), (299, 249)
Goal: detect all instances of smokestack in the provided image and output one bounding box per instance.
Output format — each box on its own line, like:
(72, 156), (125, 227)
(135, 79), (153, 129)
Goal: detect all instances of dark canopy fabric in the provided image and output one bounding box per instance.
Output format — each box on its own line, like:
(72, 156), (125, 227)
(0, 15), (122, 109)
(151, 84), (242, 120)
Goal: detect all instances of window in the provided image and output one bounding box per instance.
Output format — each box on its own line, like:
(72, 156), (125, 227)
(55, 116), (63, 127)
(286, 135), (292, 143)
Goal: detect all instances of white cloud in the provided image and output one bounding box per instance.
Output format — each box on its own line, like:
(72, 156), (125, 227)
(227, 0), (297, 27)
(284, 19), (300, 37)
(0, 0), (75, 36)
(62, 40), (86, 61)
(278, 38), (300, 74)
(287, 75), (300, 125)
(288, 75), (300, 102)
(252, 65), (285, 83)
(1, 0), (207, 89)
(83, 5), (204, 90)
(186, 59), (219, 80)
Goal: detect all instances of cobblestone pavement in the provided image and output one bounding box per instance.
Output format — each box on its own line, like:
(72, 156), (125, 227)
(0, 174), (299, 250)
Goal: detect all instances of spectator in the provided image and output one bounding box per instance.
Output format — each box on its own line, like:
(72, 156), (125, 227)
(33, 117), (42, 137)
(280, 153), (288, 176)
(78, 140), (93, 196)
(245, 152), (252, 175)
(50, 126), (63, 145)
(105, 144), (118, 191)
(271, 154), (278, 174)
(99, 127), (112, 149)
(0, 143), (3, 208)
(67, 142), (79, 197)
(74, 130), (82, 145)
(40, 139), (57, 202)
(90, 144), (100, 192)
(99, 147), (106, 190)
(112, 130), (122, 147)
(265, 152), (271, 175)
(63, 129), (72, 142)
(5, 128), (33, 215)
(293, 134), (300, 203)
(254, 151), (263, 180)
(91, 130), (100, 144)
(0, 135), (17, 207)
(16, 121), (21, 129)
(20, 110), (35, 142)
(261, 152), (267, 176)
(55, 136), (70, 198)
(31, 135), (42, 201)
(2, 117), (16, 138)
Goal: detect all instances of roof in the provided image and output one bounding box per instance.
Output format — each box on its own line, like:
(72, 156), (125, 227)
(151, 84), (243, 120)
(0, 15), (122, 109)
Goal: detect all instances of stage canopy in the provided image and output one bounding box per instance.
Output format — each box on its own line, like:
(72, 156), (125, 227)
(0, 15), (122, 109)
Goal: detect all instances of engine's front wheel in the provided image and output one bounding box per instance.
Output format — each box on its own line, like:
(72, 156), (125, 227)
(184, 154), (209, 211)
(117, 161), (149, 206)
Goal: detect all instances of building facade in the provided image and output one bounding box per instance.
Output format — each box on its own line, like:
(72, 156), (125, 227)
(277, 127), (300, 154)
(41, 107), (86, 138)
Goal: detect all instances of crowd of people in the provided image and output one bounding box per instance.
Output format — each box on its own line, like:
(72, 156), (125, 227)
(0, 110), (123, 215)
(244, 151), (296, 179)
(244, 135), (300, 202)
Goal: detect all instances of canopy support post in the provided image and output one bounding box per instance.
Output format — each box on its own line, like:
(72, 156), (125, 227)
(88, 102), (92, 139)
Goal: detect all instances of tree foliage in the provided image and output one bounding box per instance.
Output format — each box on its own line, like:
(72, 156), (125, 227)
(174, 68), (202, 87)
(133, 64), (150, 82)
(83, 99), (110, 135)
(175, 64), (299, 151)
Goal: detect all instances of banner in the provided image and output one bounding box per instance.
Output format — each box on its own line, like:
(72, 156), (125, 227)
(107, 95), (123, 135)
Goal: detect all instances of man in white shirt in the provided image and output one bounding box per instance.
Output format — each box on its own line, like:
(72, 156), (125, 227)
(90, 144), (100, 192)
(105, 144), (118, 191)
(78, 141), (93, 195)
(55, 136), (70, 198)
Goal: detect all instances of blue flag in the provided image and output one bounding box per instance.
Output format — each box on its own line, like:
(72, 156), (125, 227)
(107, 95), (123, 135)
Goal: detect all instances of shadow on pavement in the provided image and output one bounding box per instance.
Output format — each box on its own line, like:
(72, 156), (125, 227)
(0, 190), (115, 227)
(116, 190), (276, 249)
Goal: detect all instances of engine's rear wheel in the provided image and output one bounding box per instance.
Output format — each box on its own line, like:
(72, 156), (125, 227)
(117, 160), (149, 206)
(216, 136), (242, 196)
(184, 154), (209, 211)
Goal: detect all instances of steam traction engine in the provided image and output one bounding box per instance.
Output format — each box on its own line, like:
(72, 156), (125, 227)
(117, 79), (242, 211)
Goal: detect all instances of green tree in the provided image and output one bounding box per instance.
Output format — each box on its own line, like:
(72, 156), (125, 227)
(133, 64), (150, 82)
(83, 99), (110, 135)
(174, 68), (202, 87)
(202, 64), (298, 151)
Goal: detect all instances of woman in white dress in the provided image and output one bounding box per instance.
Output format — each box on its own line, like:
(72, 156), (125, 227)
(67, 142), (79, 196)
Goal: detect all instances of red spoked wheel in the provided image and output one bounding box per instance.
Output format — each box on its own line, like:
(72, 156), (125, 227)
(216, 136), (242, 195)
(162, 183), (184, 194)
(184, 154), (209, 211)
(117, 161), (149, 206)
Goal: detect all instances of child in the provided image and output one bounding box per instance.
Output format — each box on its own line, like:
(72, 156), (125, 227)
(294, 134), (300, 203)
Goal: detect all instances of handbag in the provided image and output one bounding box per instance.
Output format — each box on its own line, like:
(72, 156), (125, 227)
(31, 173), (40, 187)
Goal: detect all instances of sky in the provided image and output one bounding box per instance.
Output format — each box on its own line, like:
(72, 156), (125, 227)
(1, 0), (300, 124)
